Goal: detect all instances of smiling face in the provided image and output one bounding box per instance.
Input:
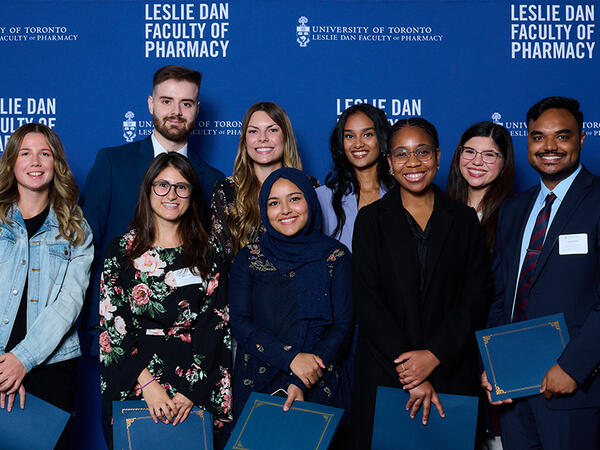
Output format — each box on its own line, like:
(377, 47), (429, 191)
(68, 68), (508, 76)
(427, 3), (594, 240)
(527, 108), (584, 189)
(150, 165), (191, 226)
(343, 112), (380, 170)
(459, 136), (504, 191)
(388, 126), (440, 195)
(148, 79), (199, 144)
(245, 110), (285, 169)
(13, 132), (55, 196)
(266, 178), (309, 236)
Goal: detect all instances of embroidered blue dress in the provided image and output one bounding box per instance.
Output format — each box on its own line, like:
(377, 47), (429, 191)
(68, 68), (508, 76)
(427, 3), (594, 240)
(229, 168), (354, 419)
(230, 244), (352, 417)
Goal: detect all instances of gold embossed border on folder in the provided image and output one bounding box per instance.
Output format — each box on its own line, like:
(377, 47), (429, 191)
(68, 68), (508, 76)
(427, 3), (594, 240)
(120, 407), (209, 450)
(231, 399), (335, 450)
(482, 321), (567, 396)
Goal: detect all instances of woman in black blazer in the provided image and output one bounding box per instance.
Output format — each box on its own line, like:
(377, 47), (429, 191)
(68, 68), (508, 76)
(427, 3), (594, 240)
(350, 118), (492, 449)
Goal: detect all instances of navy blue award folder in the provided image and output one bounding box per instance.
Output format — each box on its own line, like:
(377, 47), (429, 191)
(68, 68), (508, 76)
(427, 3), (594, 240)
(371, 386), (479, 450)
(226, 392), (343, 450)
(112, 400), (213, 450)
(0, 392), (70, 449)
(476, 313), (570, 402)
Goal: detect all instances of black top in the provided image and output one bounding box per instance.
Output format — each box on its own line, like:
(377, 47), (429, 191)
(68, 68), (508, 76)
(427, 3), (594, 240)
(403, 209), (431, 293)
(6, 206), (49, 352)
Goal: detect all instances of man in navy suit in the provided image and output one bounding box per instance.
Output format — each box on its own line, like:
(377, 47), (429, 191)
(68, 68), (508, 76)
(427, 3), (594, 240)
(80, 65), (223, 347)
(482, 97), (600, 449)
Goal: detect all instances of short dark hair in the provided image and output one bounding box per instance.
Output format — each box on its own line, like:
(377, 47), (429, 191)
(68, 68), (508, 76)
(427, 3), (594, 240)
(526, 96), (583, 133)
(388, 117), (440, 150)
(152, 65), (202, 93)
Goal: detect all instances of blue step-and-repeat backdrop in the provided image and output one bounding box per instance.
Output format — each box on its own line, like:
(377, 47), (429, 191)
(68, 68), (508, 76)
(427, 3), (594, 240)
(1, 1), (599, 447)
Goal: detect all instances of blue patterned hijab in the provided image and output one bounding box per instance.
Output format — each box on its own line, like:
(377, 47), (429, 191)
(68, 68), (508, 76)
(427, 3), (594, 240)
(259, 168), (343, 321)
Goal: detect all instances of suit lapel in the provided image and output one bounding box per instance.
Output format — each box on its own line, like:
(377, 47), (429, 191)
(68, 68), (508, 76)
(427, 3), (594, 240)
(187, 147), (206, 186)
(136, 136), (155, 178)
(533, 168), (592, 281)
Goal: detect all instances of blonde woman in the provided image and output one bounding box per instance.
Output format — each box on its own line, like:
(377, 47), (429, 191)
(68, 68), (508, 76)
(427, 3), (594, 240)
(0, 123), (93, 449)
(210, 102), (318, 267)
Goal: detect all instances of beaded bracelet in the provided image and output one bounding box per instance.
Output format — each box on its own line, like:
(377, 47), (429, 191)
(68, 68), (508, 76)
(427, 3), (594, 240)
(139, 376), (156, 390)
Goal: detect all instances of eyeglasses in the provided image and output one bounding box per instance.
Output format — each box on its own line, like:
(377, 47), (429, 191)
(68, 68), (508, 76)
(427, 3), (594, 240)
(460, 147), (502, 164)
(389, 145), (436, 164)
(151, 180), (192, 198)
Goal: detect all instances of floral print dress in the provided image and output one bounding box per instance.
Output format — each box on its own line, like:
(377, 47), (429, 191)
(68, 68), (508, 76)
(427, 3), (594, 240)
(99, 231), (232, 423)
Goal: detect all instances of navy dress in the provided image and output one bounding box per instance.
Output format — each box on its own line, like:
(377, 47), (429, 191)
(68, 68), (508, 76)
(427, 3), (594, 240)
(229, 242), (353, 418)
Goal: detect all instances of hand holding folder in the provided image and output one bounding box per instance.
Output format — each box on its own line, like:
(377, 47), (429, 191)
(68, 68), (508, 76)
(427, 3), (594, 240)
(371, 386), (479, 450)
(476, 313), (570, 402)
(226, 392), (343, 450)
(113, 400), (214, 450)
(540, 363), (578, 399)
(0, 393), (70, 450)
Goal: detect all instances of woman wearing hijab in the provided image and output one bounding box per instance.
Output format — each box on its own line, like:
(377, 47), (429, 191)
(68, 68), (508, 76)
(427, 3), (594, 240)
(229, 167), (353, 417)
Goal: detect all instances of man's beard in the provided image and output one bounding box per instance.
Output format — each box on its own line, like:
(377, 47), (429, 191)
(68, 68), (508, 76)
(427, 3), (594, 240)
(153, 115), (194, 143)
(533, 151), (579, 183)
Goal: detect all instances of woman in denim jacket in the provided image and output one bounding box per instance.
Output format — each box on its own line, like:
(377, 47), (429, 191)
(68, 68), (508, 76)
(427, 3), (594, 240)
(0, 123), (93, 448)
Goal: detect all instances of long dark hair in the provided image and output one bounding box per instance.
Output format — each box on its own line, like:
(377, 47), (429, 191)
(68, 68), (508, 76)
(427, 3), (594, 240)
(128, 152), (210, 274)
(447, 121), (514, 251)
(324, 104), (395, 238)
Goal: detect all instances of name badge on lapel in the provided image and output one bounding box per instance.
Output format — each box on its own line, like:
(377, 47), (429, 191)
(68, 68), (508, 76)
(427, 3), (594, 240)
(558, 233), (588, 255)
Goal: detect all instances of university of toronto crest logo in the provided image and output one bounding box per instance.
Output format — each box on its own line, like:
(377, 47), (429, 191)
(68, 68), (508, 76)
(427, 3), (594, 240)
(296, 16), (310, 47)
(123, 111), (137, 142)
(491, 112), (503, 125)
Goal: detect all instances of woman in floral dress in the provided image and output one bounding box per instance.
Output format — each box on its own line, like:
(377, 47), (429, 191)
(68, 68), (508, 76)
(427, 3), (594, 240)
(99, 153), (231, 433)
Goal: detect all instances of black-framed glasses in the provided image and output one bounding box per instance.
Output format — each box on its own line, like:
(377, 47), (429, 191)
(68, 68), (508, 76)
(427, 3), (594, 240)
(151, 180), (192, 198)
(460, 146), (502, 164)
(389, 145), (436, 164)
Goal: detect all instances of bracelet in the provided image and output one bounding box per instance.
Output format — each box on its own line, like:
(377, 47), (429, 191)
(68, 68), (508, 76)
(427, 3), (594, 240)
(140, 376), (156, 390)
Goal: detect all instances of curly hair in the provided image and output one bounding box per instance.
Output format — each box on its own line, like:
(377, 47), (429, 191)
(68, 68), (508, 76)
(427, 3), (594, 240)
(229, 102), (304, 254)
(0, 123), (86, 245)
(324, 104), (395, 238)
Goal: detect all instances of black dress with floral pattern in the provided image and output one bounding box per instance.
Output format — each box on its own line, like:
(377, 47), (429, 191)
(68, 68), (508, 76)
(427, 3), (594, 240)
(99, 231), (232, 423)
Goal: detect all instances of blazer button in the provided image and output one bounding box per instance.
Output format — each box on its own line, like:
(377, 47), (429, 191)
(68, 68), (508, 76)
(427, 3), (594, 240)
(12, 289), (18, 295)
